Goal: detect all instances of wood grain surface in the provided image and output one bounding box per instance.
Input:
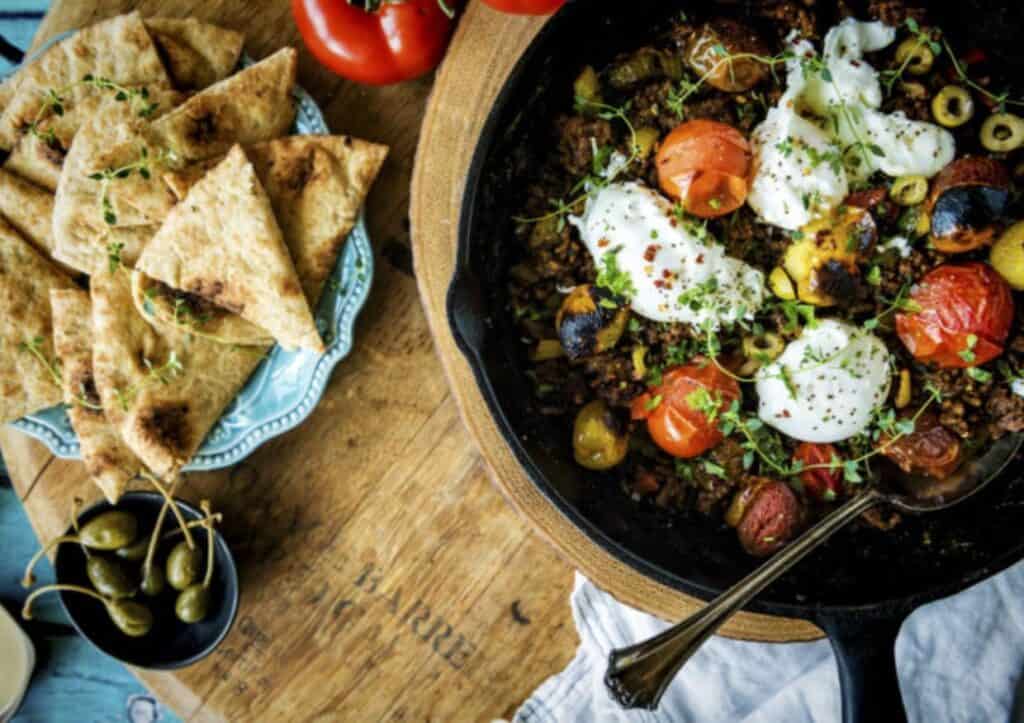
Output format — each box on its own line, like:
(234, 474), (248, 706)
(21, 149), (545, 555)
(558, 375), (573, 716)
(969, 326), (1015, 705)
(1, 2), (579, 721)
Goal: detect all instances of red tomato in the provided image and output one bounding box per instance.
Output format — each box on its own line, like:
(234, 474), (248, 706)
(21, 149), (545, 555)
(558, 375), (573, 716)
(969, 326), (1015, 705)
(292, 0), (457, 85)
(655, 120), (751, 219)
(630, 360), (740, 458)
(793, 443), (843, 502)
(895, 262), (1014, 368)
(481, 0), (565, 13)
(879, 413), (962, 479)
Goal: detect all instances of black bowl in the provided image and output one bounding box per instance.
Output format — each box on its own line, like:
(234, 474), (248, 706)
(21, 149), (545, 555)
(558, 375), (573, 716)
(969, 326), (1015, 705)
(54, 492), (239, 669)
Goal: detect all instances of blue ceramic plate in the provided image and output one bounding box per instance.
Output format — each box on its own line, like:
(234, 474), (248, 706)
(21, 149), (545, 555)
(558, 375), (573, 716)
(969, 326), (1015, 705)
(8, 49), (374, 470)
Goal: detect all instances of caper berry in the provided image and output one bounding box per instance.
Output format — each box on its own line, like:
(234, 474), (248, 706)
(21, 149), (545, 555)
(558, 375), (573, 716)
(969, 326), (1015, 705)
(175, 584), (211, 624)
(86, 557), (136, 599)
(107, 599), (154, 637)
(79, 511), (138, 551)
(140, 563), (166, 597)
(115, 537), (149, 562)
(166, 541), (202, 591)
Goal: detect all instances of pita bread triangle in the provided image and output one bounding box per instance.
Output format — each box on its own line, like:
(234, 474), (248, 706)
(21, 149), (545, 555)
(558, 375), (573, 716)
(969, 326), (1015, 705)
(0, 12), (174, 151)
(0, 167), (65, 265)
(90, 268), (269, 480)
(52, 48), (298, 275)
(0, 216), (76, 424)
(143, 18), (244, 91)
(50, 287), (141, 504)
(135, 144), (323, 352)
(138, 134), (388, 344)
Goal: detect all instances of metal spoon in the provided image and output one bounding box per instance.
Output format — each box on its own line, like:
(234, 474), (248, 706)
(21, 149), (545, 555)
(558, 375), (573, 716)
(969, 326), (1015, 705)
(605, 431), (1024, 710)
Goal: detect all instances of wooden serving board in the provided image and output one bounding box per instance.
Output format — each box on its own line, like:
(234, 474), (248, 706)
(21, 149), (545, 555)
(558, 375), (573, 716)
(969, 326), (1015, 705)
(0, 0), (819, 720)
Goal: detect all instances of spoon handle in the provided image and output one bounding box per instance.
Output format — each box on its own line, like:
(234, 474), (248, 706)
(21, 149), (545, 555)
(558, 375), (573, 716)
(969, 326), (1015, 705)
(605, 489), (883, 710)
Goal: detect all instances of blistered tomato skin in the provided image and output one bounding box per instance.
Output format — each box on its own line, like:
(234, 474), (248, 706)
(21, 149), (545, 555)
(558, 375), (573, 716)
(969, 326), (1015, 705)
(655, 120), (752, 219)
(896, 262), (1014, 368)
(879, 413), (963, 479)
(630, 360), (740, 459)
(793, 442), (843, 502)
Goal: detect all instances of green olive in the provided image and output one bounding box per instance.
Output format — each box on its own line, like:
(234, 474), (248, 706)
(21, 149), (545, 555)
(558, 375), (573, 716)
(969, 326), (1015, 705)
(894, 37), (934, 75)
(115, 537), (149, 562)
(931, 86), (974, 128)
(633, 127), (660, 160)
(175, 584), (211, 624)
(86, 557), (136, 600)
(166, 541), (202, 591)
(107, 599), (153, 637)
(890, 175), (929, 206)
(980, 113), (1024, 153)
(573, 400), (628, 471)
(140, 563), (166, 597)
(573, 65), (602, 108)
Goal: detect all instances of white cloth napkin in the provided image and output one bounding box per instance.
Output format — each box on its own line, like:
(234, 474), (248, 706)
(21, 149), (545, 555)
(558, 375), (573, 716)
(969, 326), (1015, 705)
(514, 564), (1024, 723)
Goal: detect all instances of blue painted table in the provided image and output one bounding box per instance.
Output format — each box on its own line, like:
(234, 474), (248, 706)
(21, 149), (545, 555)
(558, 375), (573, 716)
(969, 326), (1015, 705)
(0, 7), (176, 721)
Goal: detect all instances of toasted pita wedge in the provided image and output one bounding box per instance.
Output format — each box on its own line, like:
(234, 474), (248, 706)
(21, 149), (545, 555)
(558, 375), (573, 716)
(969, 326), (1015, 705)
(144, 18), (244, 91)
(0, 13), (175, 153)
(0, 167), (61, 261)
(151, 47), (296, 163)
(52, 49), (298, 274)
(91, 269), (268, 479)
(136, 145), (322, 352)
(51, 288), (140, 503)
(52, 107), (177, 274)
(0, 217), (76, 424)
(140, 135), (387, 343)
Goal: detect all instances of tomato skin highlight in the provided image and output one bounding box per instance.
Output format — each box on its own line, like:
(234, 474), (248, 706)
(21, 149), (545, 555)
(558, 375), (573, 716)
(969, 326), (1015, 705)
(793, 442), (843, 502)
(631, 360), (740, 458)
(481, 0), (565, 13)
(879, 413), (963, 479)
(895, 262), (1014, 368)
(656, 119), (751, 219)
(291, 0), (457, 85)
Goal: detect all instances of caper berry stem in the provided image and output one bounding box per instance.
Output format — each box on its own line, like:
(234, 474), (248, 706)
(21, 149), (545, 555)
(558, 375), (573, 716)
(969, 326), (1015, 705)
(161, 512), (222, 541)
(21, 535), (79, 587)
(22, 583), (106, 620)
(200, 500), (216, 589)
(70, 497), (91, 559)
(142, 475), (182, 579)
(139, 471), (194, 549)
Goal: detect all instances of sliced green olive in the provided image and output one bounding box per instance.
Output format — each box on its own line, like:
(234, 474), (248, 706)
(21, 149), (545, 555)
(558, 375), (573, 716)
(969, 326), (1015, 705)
(166, 541), (203, 591)
(980, 113), (1024, 153)
(890, 175), (929, 206)
(633, 127), (660, 160)
(932, 86), (974, 128)
(573, 400), (628, 471)
(573, 65), (602, 108)
(86, 557), (136, 600)
(895, 37), (934, 75)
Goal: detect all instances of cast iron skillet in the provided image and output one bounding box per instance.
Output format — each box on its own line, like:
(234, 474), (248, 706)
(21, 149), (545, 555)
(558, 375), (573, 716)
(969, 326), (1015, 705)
(448, 1), (1024, 720)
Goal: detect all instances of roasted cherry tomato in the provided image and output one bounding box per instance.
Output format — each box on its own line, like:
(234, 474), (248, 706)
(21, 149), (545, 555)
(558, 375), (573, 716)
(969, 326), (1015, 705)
(793, 442), (843, 502)
(630, 360), (740, 458)
(481, 0), (565, 14)
(879, 413), (963, 479)
(656, 119), (751, 219)
(291, 0), (457, 85)
(895, 262), (1014, 368)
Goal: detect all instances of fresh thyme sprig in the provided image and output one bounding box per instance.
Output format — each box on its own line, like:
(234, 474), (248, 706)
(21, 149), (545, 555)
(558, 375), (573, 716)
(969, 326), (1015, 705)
(942, 39), (1024, 112)
(26, 74), (159, 149)
(879, 18), (942, 95)
(89, 145), (174, 226)
(18, 336), (62, 389)
(112, 351), (184, 411)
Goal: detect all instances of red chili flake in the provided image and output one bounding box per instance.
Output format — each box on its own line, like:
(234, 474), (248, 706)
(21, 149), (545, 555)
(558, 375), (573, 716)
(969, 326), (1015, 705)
(781, 409), (792, 418)
(644, 245), (660, 262)
(598, 238), (610, 248)
(696, 253), (705, 264)
(661, 269), (672, 279)
(653, 279), (665, 289)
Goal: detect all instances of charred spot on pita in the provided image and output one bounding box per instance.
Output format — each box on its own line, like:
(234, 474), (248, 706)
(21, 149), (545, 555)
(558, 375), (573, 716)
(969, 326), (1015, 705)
(186, 110), (219, 145)
(138, 401), (190, 455)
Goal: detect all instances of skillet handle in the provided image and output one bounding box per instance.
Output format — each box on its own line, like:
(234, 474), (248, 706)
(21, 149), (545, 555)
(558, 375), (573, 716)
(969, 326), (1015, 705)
(817, 613), (909, 723)
(446, 267), (486, 359)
